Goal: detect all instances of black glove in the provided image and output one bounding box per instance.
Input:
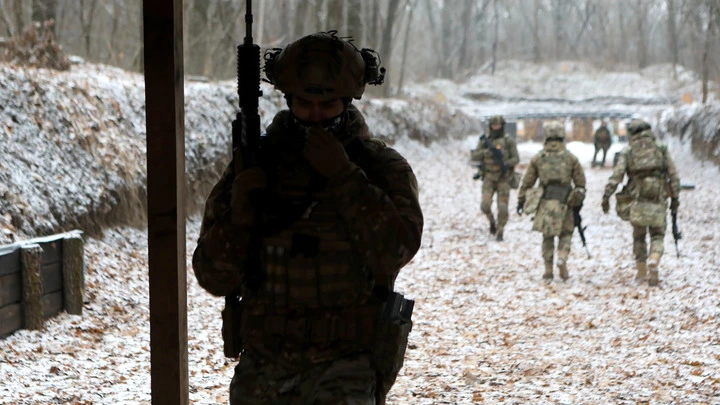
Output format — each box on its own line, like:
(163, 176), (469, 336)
(516, 200), (525, 215)
(601, 196), (610, 214)
(303, 126), (353, 179)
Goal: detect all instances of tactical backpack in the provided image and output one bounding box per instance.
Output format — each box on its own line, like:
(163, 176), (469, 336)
(627, 131), (667, 202)
(625, 131), (670, 226)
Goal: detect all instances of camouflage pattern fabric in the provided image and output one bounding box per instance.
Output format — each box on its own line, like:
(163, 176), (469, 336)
(633, 225), (665, 263)
(192, 104), (423, 402)
(230, 349), (376, 405)
(471, 133), (519, 233)
(603, 129), (679, 271)
(518, 140), (585, 266)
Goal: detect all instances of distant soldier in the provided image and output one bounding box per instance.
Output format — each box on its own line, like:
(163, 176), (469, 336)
(470, 115), (519, 241)
(517, 121), (586, 281)
(602, 119), (680, 286)
(592, 120), (612, 167)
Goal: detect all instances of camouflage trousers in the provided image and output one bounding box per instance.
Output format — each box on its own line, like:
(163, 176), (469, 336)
(230, 349), (376, 405)
(541, 214), (575, 263)
(481, 174), (510, 230)
(593, 143), (610, 166)
(632, 224), (665, 263)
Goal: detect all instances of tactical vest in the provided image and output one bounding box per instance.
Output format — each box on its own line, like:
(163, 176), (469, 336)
(482, 135), (512, 174)
(537, 149), (572, 187)
(235, 132), (387, 352)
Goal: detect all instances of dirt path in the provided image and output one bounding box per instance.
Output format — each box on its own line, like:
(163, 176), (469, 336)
(389, 137), (720, 404)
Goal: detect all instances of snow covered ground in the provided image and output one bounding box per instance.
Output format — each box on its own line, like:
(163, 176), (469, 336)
(2, 58), (720, 404)
(2, 134), (719, 404)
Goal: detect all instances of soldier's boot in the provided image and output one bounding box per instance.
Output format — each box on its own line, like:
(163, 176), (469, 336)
(557, 259), (569, 281)
(489, 221), (497, 235)
(495, 226), (504, 241)
(542, 261), (554, 280)
(635, 262), (647, 281)
(647, 253), (661, 286)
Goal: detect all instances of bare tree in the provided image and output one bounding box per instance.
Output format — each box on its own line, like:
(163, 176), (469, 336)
(491, 0), (498, 75)
(31, 0), (57, 35)
(11, 0), (25, 37)
(533, 0), (542, 63)
(379, 0), (402, 95)
(667, 0), (680, 78)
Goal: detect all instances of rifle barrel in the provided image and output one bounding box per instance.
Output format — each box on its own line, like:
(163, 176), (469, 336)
(245, 0), (253, 45)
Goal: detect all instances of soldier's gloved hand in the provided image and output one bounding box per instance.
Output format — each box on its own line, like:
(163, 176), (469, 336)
(303, 126), (353, 179)
(231, 167), (266, 226)
(601, 196), (610, 214)
(670, 198), (680, 210)
(516, 199), (525, 215)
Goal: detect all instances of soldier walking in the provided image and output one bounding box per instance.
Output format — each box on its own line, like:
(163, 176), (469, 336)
(601, 119), (680, 286)
(192, 31), (423, 404)
(517, 121), (586, 280)
(470, 115), (519, 241)
(592, 120), (613, 167)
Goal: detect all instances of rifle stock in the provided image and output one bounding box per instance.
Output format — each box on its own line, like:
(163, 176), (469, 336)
(671, 208), (681, 258)
(573, 207), (591, 258)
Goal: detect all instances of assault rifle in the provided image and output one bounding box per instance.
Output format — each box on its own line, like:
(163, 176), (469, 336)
(224, 0), (263, 358)
(671, 208), (682, 258)
(573, 207), (591, 258)
(483, 135), (508, 176)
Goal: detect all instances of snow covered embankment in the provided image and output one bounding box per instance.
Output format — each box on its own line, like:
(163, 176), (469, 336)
(659, 103), (720, 168)
(0, 62), (482, 245)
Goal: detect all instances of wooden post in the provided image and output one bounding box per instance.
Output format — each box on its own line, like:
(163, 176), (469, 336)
(62, 234), (84, 315)
(20, 244), (43, 330)
(143, 0), (188, 404)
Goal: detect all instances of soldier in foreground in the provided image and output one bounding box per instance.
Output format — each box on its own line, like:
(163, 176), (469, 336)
(192, 31), (423, 404)
(470, 115), (519, 241)
(517, 121), (586, 280)
(592, 120), (613, 167)
(601, 119), (679, 286)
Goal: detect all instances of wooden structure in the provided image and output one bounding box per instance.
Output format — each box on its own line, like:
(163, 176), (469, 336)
(0, 231), (84, 338)
(142, 0), (189, 404)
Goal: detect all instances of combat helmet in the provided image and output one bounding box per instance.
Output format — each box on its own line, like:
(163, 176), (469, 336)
(264, 31), (385, 100)
(543, 120), (566, 141)
(487, 115), (505, 138)
(626, 119), (651, 136)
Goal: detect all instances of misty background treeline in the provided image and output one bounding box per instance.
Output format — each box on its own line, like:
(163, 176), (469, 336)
(2, 0), (719, 96)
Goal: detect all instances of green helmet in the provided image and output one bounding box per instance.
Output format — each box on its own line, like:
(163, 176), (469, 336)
(489, 115), (505, 126)
(543, 121), (566, 141)
(264, 31), (385, 100)
(627, 119), (651, 135)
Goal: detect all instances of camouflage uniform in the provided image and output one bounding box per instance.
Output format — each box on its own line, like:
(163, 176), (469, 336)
(192, 32), (423, 404)
(602, 119), (679, 286)
(470, 115), (519, 241)
(592, 122), (612, 167)
(517, 121), (586, 280)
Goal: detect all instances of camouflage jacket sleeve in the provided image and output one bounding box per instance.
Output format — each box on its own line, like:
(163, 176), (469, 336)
(504, 136), (519, 167)
(470, 136), (488, 161)
(191, 160), (251, 297)
(603, 147), (629, 199)
(518, 156), (540, 200)
(328, 145), (423, 286)
(663, 148), (681, 199)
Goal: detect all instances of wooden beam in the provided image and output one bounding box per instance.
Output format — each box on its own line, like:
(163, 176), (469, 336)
(142, 0), (188, 404)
